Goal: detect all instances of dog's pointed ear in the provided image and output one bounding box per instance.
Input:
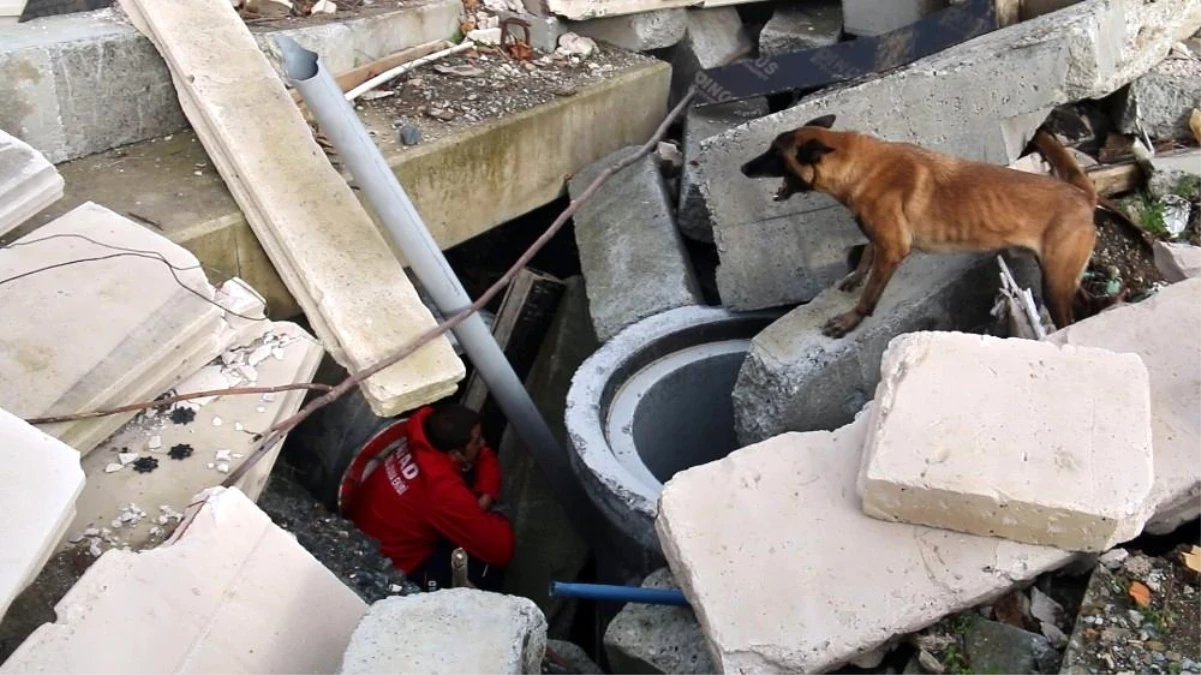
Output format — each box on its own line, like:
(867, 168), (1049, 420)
(796, 138), (834, 164)
(803, 114), (836, 129)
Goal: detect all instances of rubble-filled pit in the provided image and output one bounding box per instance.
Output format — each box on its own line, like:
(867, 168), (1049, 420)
(565, 306), (782, 555)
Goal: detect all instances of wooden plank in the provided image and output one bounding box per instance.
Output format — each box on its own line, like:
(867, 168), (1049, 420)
(288, 39), (450, 105)
(1087, 162), (1141, 197)
(117, 0), (464, 417)
(462, 268), (565, 445)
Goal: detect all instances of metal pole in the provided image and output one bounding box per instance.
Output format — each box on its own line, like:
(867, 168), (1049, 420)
(549, 581), (689, 607)
(275, 37), (591, 536)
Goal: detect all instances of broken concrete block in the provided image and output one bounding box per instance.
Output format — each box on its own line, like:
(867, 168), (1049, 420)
(546, 640), (603, 674)
(1, 487), (367, 674)
(0, 202), (262, 454)
(568, 8), (686, 51)
(858, 331), (1154, 552)
(0, 406), (84, 621)
(1114, 52), (1201, 140)
(841, 0), (944, 36)
(64, 322), (324, 557)
(695, 0), (1201, 310)
(602, 568), (714, 675)
(1154, 241), (1201, 282)
(495, 9), (565, 52)
(678, 98), (769, 243)
(758, 0), (842, 56)
(569, 146), (703, 341)
(733, 253), (999, 446)
(654, 414), (1076, 674)
(962, 614), (1060, 674)
(669, 7), (751, 105)
(1047, 279), (1201, 535)
(338, 589), (547, 674)
(0, 128), (63, 238)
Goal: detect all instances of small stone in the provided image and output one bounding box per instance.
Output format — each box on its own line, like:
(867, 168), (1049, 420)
(399, 125), (422, 146)
(1168, 651), (1183, 661)
(917, 649), (945, 674)
(1147, 640), (1166, 652)
(1129, 610), (1144, 624)
(117, 452), (138, 466)
(104, 463), (123, 473)
(1125, 555), (1154, 577)
(212, 417), (223, 427)
(1101, 549), (1131, 569)
(146, 435), (162, 450)
(216, 461), (231, 474)
(433, 64), (485, 77)
(234, 422), (245, 432)
(215, 449), (233, 463)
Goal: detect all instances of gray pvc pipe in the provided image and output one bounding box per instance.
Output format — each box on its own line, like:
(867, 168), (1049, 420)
(275, 36), (592, 538)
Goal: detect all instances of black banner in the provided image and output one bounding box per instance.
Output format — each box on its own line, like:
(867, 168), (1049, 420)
(692, 0), (1000, 107)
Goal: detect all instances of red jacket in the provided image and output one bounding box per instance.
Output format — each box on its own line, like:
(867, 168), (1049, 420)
(347, 407), (514, 574)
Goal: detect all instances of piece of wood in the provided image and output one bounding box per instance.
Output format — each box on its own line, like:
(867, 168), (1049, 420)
(994, 0), (1022, 26)
(1086, 162), (1141, 197)
(461, 268), (565, 445)
(117, 0), (465, 417)
(288, 39), (450, 105)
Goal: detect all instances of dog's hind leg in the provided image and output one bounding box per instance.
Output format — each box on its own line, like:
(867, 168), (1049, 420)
(838, 242), (875, 292)
(1040, 219), (1096, 330)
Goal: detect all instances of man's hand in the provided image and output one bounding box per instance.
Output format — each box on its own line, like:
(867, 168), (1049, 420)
(477, 494), (494, 511)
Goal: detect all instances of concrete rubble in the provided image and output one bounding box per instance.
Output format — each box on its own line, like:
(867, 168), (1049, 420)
(694, 0), (1201, 311)
(841, 0), (943, 37)
(603, 568), (714, 674)
(0, 128), (62, 238)
(1, 487), (368, 674)
(859, 331), (1154, 552)
(0, 407), (84, 620)
(758, 0), (842, 56)
(338, 589), (547, 675)
(733, 253), (999, 445)
(570, 145), (703, 341)
(568, 8), (686, 51)
(1155, 240), (1201, 282)
(1114, 41), (1201, 140)
(668, 7), (751, 104)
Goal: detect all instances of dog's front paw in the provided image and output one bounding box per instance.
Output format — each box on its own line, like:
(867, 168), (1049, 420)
(822, 311), (864, 338)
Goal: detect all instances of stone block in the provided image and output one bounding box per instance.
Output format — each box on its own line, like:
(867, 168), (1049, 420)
(0, 406), (84, 621)
(655, 413), (1076, 674)
(567, 8), (686, 51)
(602, 568), (714, 675)
(963, 614), (1060, 674)
(669, 7), (751, 105)
(758, 0), (842, 56)
(338, 589), (547, 674)
(1154, 241), (1201, 282)
(495, 10), (565, 52)
(547, 640), (603, 674)
(1046, 278), (1201, 535)
(0, 127), (62, 238)
(695, 0), (1201, 310)
(858, 331), (1154, 552)
(0, 487), (368, 674)
(733, 253), (999, 446)
(569, 145), (703, 341)
(1114, 54), (1201, 140)
(0, 1), (459, 164)
(841, 0), (944, 36)
(678, 97), (769, 243)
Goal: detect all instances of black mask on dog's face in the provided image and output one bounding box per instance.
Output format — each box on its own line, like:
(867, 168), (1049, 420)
(740, 114), (837, 202)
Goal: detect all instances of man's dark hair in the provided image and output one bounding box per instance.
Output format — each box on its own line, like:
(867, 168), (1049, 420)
(423, 403), (481, 452)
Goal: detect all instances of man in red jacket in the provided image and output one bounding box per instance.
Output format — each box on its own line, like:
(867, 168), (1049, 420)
(347, 403), (514, 592)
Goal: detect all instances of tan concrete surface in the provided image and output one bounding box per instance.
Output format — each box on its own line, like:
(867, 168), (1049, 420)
(0, 486), (368, 674)
(0, 128), (62, 238)
(858, 331), (1154, 552)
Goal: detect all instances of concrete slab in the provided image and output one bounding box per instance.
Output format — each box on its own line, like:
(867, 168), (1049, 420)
(338, 589), (547, 674)
(759, 0), (842, 56)
(669, 7), (750, 105)
(841, 0), (944, 36)
(654, 413), (1077, 674)
(567, 8), (686, 51)
(602, 568), (714, 674)
(0, 406), (84, 621)
(1113, 51), (1201, 140)
(695, 0), (1201, 310)
(678, 97), (768, 243)
(25, 58), (671, 321)
(542, 0), (698, 21)
(0, 202), (254, 454)
(0, 486), (368, 674)
(1046, 279), (1201, 535)
(859, 331), (1154, 552)
(63, 322), (323, 557)
(733, 253), (999, 446)
(569, 145), (704, 341)
(0, 1), (459, 164)
(1154, 241), (1201, 282)
(0, 127), (62, 238)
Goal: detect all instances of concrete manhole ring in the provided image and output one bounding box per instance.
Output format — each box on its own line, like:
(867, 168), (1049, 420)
(565, 305), (781, 554)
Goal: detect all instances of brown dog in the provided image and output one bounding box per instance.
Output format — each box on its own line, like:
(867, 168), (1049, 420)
(740, 115), (1098, 338)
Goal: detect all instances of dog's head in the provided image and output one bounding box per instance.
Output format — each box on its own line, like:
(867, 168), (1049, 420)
(740, 114), (838, 202)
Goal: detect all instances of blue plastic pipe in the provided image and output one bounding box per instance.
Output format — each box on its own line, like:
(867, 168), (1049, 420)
(549, 581), (689, 606)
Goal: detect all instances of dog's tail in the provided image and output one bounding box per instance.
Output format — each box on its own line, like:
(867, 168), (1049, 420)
(1033, 130), (1097, 204)
(1033, 129), (1154, 249)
